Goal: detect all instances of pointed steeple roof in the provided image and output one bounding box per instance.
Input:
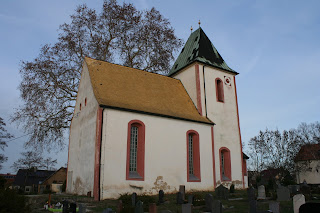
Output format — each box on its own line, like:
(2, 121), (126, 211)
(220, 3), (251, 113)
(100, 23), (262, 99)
(168, 27), (237, 76)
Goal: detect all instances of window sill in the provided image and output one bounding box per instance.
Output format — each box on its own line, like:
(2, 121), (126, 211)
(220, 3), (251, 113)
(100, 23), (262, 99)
(188, 174), (201, 182)
(127, 171), (144, 181)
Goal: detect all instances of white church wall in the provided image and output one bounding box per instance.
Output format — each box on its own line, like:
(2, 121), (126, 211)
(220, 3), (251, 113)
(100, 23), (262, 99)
(99, 108), (214, 199)
(67, 62), (99, 196)
(173, 63), (244, 189)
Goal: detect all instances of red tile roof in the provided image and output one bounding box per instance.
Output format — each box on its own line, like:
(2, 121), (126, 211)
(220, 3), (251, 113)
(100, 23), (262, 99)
(295, 144), (320, 162)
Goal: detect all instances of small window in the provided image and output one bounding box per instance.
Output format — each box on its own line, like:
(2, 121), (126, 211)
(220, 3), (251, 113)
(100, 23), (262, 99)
(220, 147), (231, 181)
(187, 130), (201, 182)
(126, 120), (145, 180)
(215, 78), (224, 102)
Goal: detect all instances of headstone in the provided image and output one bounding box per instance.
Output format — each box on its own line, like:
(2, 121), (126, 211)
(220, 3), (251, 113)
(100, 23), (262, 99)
(102, 208), (114, 213)
(78, 203), (86, 213)
(257, 185), (266, 200)
(247, 187), (255, 201)
(277, 186), (290, 201)
(132, 192), (137, 206)
(182, 203), (192, 213)
(176, 192), (184, 204)
(299, 203), (320, 213)
(135, 201), (143, 213)
(187, 195), (194, 204)
(249, 200), (257, 213)
(149, 203), (157, 213)
(117, 200), (123, 213)
(212, 200), (222, 213)
(205, 194), (213, 212)
(62, 200), (69, 213)
(159, 190), (165, 204)
(179, 185), (186, 200)
(269, 202), (280, 213)
(69, 203), (77, 213)
(293, 194), (305, 213)
(215, 184), (229, 200)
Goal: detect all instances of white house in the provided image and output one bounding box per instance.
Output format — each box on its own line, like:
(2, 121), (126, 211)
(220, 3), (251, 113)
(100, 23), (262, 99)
(66, 27), (248, 200)
(295, 144), (320, 184)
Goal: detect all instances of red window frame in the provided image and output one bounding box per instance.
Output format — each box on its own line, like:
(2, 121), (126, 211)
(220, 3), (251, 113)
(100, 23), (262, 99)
(186, 130), (201, 182)
(219, 147), (231, 181)
(126, 120), (145, 181)
(215, 78), (224, 102)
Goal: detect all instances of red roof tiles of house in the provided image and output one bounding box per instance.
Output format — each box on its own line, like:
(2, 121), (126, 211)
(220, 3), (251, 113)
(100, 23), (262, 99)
(295, 144), (320, 162)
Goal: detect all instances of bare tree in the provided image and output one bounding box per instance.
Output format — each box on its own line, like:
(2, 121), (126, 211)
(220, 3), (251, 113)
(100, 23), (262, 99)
(12, 0), (182, 151)
(247, 121), (320, 174)
(42, 157), (57, 170)
(0, 117), (13, 170)
(11, 151), (44, 172)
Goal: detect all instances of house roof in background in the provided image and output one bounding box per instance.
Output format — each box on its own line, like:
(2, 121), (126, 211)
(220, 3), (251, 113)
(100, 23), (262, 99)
(295, 144), (320, 162)
(13, 169), (55, 186)
(85, 57), (213, 125)
(168, 27), (237, 76)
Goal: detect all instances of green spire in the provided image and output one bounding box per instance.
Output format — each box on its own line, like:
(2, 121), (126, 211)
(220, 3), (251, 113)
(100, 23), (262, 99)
(168, 27), (237, 76)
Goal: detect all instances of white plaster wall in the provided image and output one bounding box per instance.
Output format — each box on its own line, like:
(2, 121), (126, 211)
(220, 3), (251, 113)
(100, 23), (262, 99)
(202, 65), (243, 188)
(296, 160), (320, 184)
(100, 109), (214, 199)
(66, 62), (99, 196)
(174, 63), (244, 188)
(173, 65), (198, 109)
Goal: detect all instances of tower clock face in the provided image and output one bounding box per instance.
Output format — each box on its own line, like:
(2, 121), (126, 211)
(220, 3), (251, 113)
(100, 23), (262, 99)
(224, 76), (231, 86)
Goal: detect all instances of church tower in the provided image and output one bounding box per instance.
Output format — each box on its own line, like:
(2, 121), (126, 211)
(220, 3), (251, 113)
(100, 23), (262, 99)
(169, 27), (247, 188)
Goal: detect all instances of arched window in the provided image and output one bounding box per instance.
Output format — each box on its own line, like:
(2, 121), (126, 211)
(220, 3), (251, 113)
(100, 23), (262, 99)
(215, 78), (224, 102)
(126, 120), (145, 180)
(187, 130), (201, 182)
(219, 147), (231, 181)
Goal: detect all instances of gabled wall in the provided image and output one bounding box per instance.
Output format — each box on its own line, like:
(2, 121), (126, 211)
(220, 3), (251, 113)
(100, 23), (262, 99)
(173, 63), (245, 188)
(66, 61), (99, 196)
(296, 160), (320, 184)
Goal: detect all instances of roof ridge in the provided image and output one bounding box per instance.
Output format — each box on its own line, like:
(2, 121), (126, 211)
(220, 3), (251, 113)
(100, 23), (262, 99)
(85, 57), (179, 82)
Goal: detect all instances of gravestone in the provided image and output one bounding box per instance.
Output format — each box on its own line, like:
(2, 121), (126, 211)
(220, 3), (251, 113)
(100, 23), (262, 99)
(102, 208), (114, 213)
(149, 203), (157, 213)
(249, 200), (257, 213)
(78, 203), (86, 213)
(212, 200), (222, 213)
(62, 200), (69, 213)
(205, 194), (213, 212)
(293, 194), (305, 213)
(176, 192), (184, 204)
(132, 193), (137, 206)
(277, 186), (290, 201)
(117, 200), (123, 213)
(182, 203), (192, 213)
(188, 195), (194, 204)
(247, 187), (255, 201)
(135, 201), (143, 213)
(159, 190), (165, 204)
(69, 203), (77, 213)
(179, 185), (186, 200)
(215, 184), (229, 200)
(269, 202), (280, 213)
(299, 203), (320, 213)
(257, 185), (266, 200)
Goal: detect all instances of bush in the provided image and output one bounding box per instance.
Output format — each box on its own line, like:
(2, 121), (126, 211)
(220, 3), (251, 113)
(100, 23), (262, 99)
(0, 188), (31, 213)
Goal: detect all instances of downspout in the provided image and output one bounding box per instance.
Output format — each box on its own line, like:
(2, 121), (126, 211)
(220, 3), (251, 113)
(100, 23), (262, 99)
(94, 107), (103, 201)
(203, 65), (208, 117)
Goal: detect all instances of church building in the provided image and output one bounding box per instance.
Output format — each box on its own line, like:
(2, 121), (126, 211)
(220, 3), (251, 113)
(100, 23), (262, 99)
(66, 27), (248, 200)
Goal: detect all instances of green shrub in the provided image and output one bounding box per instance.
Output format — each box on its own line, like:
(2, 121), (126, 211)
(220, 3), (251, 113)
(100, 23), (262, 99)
(0, 188), (31, 213)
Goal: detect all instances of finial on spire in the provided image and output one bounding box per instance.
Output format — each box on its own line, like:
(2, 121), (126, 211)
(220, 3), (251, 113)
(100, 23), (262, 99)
(190, 26), (193, 33)
(198, 20), (201, 27)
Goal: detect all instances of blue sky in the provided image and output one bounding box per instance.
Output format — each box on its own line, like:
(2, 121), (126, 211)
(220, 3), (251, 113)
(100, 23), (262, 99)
(0, 0), (319, 173)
